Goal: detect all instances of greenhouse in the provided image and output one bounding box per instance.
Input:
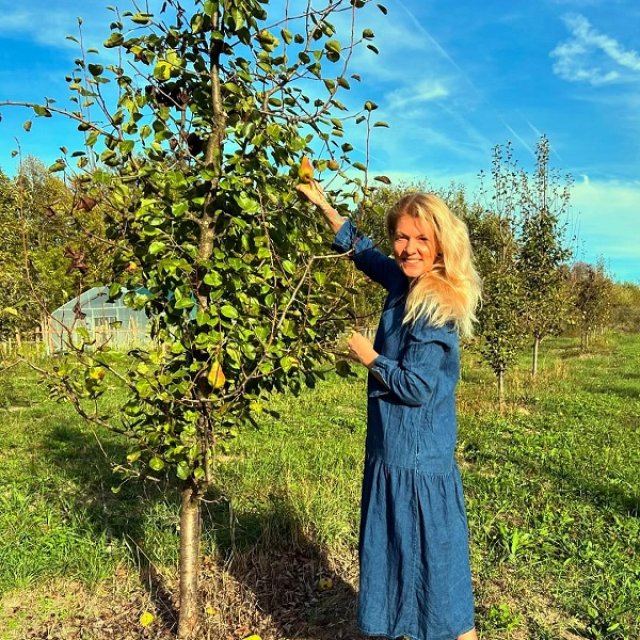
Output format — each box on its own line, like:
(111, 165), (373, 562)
(49, 286), (150, 352)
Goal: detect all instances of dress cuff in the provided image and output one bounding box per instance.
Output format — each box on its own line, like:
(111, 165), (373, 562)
(331, 218), (357, 253)
(370, 354), (394, 387)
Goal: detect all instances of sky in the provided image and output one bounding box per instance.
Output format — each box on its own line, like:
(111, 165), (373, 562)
(0, 0), (639, 282)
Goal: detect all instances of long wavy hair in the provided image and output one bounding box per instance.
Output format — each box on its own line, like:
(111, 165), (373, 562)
(386, 193), (482, 338)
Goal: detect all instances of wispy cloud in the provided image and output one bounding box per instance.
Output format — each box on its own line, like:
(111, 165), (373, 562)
(551, 13), (640, 85)
(386, 80), (449, 110)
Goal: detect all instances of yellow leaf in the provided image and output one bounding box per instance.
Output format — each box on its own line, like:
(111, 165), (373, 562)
(207, 362), (226, 389)
(139, 611), (154, 627)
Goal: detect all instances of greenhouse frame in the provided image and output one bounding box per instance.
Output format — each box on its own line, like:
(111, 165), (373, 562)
(49, 286), (150, 352)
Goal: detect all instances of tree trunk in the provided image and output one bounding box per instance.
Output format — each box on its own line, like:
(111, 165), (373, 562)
(177, 480), (202, 640)
(531, 336), (540, 378)
(498, 370), (505, 412)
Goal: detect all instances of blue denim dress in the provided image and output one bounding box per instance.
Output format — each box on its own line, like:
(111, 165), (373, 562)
(333, 221), (475, 640)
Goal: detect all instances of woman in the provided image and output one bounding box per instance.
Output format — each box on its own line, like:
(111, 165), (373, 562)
(297, 182), (481, 640)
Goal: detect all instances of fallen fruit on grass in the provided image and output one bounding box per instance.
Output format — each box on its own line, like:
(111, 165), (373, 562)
(298, 155), (314, 183)
(139, 611), (154, 627)
(317, 577), (334, 590)
(207, 362), (226, 389)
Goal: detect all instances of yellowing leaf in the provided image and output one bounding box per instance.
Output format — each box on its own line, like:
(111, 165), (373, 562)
(139, 611), (154, 627)
(207, 362), (226, 389)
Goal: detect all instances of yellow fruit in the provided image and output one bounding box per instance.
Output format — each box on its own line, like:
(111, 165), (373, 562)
(207, 362), (226, 389)
(298, 156), (314, 183)
(317, 577), (334, 591)
(139, 611), (154, 627)
(327, 159), (339, 171)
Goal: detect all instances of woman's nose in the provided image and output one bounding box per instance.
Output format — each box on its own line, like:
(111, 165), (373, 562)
(405, 237), (417, 253)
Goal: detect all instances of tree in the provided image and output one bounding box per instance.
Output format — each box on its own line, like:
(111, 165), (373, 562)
(518, 136), (573, 377)
(570, 260), (613, 349)
(1, 1), (387, 637)
(471, 143), (526, 407)
(0, 158), (107, 343)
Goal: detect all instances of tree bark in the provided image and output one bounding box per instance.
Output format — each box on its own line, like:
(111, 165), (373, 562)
(498, 370), (505, 412)
(177, 480), (202, 640)
(532, 336), (540, 378)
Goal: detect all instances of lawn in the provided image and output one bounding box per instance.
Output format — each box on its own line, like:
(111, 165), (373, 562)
(0, 332), (639, 639)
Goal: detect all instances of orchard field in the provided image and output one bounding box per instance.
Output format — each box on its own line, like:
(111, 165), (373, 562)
(1, 331), (639, 640)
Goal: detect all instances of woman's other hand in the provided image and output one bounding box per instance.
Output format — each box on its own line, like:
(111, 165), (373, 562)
(347, 331), (378, 368)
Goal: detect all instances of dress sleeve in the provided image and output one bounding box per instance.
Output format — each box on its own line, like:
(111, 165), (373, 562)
(332, 219), (404, 291)
(369, 326), (452, 407)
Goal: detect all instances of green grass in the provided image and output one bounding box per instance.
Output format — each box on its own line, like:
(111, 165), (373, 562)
(1, 332), (640, 638)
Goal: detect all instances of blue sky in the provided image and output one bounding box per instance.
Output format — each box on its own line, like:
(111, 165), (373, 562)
(1, 0), (639, 282)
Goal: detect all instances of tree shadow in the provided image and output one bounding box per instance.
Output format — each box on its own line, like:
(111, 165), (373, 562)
(43, 419), (180, 635)
(199, 490), (362, 640)
(584, 383), (640, 401)
(42, 421), (362, 639)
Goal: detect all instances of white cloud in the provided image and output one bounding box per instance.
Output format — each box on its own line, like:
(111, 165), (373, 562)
(570, 176), (640, 280)
(551, 13), (640, 85)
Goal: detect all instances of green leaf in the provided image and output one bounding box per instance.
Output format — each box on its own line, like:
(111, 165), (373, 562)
(104, 32), (124, 48)
(48, 159), (66, 173)
(127, 451), (142, 463)
(1, 307), (18, 317)
(149, 457), (165, 471)
(203, 271), (223, 287)
(33, 105), (52, 117)
(131, 13), (152, 25)
(88, 63), (104, 76)
(220, 304), (238, 319)
(148, 241), (166, 255)
(325, 40), (341, 54)
(176, 461), (190, 480)
(282, 260), (296, 275)
(373, 121), (389, 128)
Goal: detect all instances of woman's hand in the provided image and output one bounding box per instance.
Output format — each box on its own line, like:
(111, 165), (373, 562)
(295, 179), (329, 209)
(296, 179), (345, 235)
(347, 331), (379, 369)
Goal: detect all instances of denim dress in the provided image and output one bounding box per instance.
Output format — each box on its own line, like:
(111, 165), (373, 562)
(333, 221), (475, 640)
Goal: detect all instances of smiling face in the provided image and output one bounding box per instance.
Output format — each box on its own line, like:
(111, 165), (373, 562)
(392, 214), (440, 280)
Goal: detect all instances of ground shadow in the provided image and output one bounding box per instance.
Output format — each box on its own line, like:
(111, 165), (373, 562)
(199, 490), (362, 640)
(42, 421), (361, 639)
(585, 383), (640, 401)
(43, 419), (180, 635)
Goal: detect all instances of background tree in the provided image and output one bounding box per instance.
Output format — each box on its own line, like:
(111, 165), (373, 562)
(570, 259), (614, 349)
(518, 136), (573, 376)
(1, 1), (388, 637)
(610, 281), (640, 333)
(471, 143), (526, 407)
(0, 158), (106, 343)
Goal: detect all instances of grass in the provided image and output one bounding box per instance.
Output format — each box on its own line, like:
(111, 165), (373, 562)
(1, 332), (639, 639)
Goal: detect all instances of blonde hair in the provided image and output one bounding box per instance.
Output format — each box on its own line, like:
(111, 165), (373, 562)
(386, 193), (482, 338)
